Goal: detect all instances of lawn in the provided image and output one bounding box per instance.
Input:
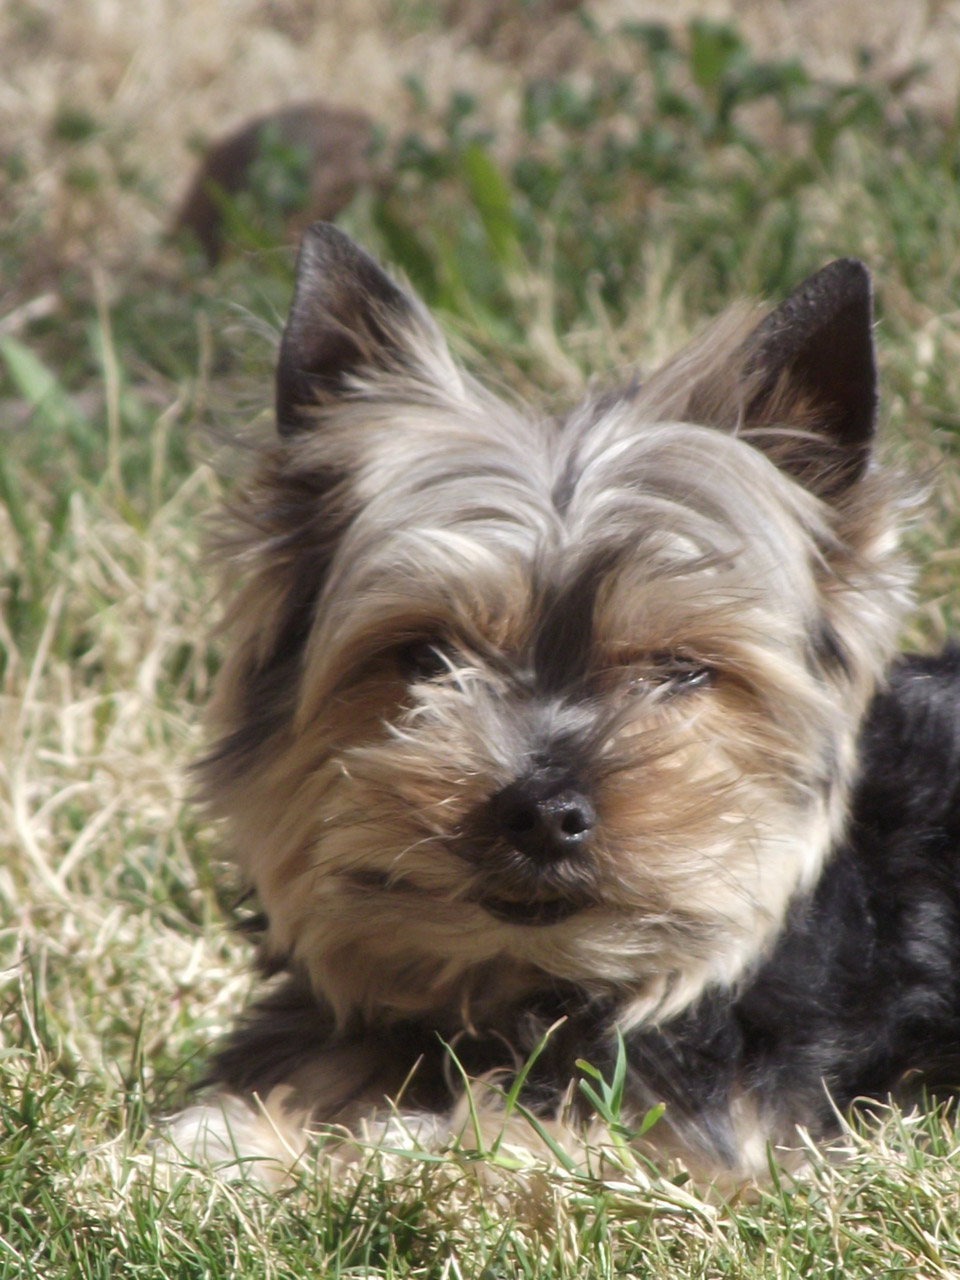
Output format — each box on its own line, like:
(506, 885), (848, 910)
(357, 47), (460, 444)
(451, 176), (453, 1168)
(4, 2), (960, 1276)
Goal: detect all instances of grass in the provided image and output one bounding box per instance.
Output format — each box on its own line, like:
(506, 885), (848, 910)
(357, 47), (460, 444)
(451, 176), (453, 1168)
(4, 5), (960, 1277)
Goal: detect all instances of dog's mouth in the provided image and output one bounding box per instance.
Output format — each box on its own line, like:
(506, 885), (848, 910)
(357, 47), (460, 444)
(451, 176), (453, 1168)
(474, 894), (588, 926)
(343, 870), (591, 926)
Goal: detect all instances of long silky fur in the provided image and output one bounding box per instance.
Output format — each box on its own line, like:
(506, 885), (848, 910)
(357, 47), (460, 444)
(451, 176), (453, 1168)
(172, 237), (915, 1184)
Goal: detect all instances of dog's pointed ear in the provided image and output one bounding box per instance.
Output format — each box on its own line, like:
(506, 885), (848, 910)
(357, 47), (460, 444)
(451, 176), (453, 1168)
(742, 258), (877, 494)
(276, 223), (449, 435)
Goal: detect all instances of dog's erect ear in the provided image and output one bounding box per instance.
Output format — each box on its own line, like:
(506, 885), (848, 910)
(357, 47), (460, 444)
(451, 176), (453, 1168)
(742, 258), (877, 492)
(276, 222), (440, 435)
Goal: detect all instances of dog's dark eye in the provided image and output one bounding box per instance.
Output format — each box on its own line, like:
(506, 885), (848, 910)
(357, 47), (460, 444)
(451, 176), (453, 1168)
(632, 653), (715, 692)
(668, 662), (714, 690)
(400, 641), (452, 681)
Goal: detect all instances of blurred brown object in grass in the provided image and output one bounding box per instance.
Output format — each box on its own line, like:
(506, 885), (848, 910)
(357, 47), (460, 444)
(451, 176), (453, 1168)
(173, 101), (376, 264)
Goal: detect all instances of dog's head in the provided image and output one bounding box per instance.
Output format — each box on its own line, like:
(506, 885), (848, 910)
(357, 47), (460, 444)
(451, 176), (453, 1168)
(201, 226), (909, 1027)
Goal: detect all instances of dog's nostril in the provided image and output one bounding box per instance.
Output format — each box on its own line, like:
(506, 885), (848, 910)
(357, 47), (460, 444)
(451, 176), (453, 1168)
(546, 793), (595, 847)
(560, 807), (589, 836)
(506, 806), (537, 835)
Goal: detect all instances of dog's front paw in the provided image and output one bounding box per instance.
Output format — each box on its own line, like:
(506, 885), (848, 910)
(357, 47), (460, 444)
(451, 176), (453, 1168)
(163, 1090), (309, 1188)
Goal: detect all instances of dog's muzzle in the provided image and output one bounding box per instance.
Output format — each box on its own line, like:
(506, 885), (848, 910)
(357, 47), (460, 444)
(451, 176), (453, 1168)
(463, 769), (599, 926)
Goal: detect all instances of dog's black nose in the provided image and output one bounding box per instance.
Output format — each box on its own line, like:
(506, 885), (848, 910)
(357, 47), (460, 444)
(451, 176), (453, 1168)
(491, 777), (595, 862)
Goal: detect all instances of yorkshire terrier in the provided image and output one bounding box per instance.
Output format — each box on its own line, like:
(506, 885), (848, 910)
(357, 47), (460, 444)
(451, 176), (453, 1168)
(170, 223), (960, 1184)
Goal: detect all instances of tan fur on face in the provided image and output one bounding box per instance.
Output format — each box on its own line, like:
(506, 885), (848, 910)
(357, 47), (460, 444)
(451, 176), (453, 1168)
(199, 301), (910, 1045)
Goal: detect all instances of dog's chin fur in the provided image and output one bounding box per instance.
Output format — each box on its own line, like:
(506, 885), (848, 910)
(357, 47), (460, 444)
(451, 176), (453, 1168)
(172, 228), (931, 1186)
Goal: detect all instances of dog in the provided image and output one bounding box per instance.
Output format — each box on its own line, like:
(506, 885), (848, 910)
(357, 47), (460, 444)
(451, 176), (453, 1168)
(170, 222), (960, 1185)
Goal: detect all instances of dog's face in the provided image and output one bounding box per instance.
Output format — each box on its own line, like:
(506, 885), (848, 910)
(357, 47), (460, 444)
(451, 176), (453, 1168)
(201, 227), (909, 1029)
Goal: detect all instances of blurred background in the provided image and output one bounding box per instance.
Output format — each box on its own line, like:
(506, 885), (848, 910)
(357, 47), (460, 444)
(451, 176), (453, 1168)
(5, 3), (960, 1273)
(6, 1), (960, 405)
